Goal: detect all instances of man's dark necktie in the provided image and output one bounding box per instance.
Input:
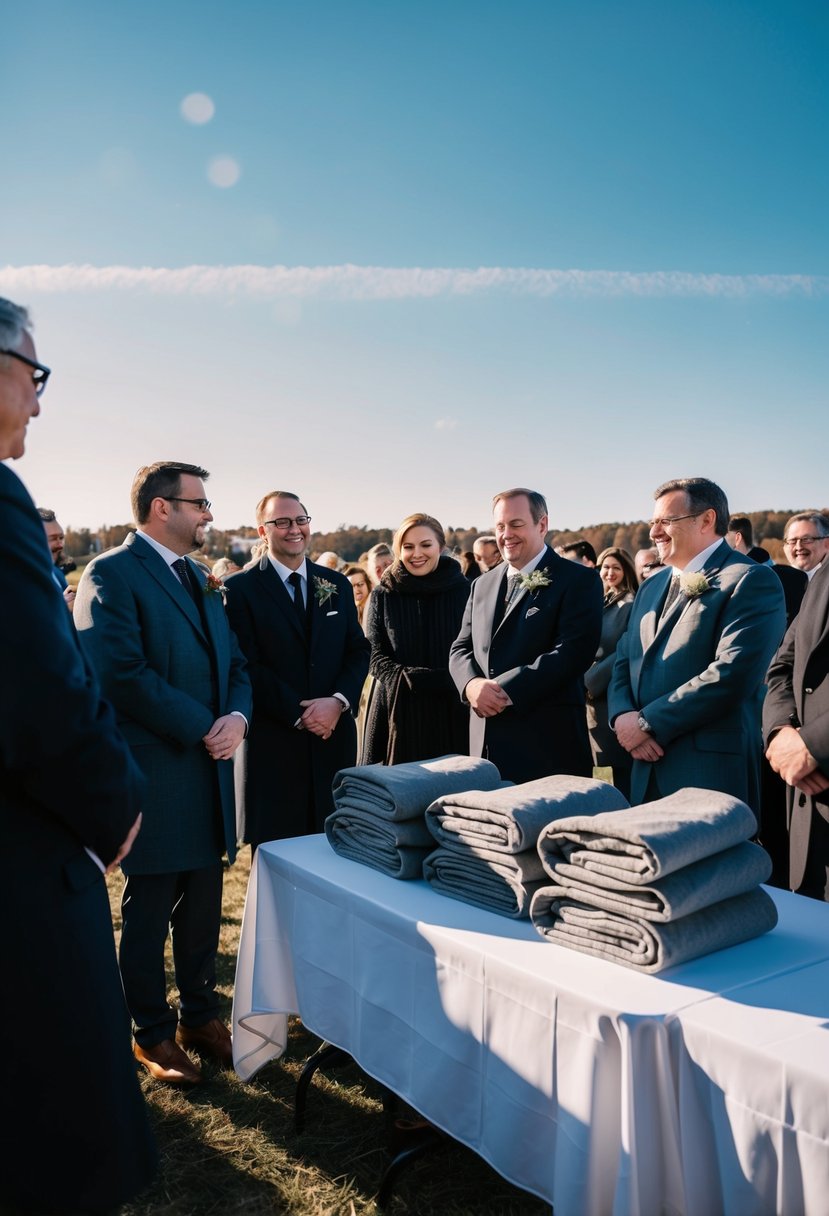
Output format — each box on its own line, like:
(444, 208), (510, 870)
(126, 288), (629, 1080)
(288, 571), (307, 633)
(172, 557), (200, 608)
(660, 575), (681, 622)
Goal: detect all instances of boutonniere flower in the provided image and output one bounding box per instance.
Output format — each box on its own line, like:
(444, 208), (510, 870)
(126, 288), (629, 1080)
(204, 573), (226, 599)
(679, 571), (710, 599)
(519, 569), (552, 594)
(313, 576), (338, 607)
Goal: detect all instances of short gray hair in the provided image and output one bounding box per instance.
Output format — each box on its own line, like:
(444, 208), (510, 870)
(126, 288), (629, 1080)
(0, 298), (31, 357)
(654, 477), (729, 536)
(785, 511), (829, 540)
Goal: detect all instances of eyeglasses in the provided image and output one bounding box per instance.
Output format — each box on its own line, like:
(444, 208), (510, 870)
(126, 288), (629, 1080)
(648, 512), (703, 530)
(784, 536), (825, 547)
(162, 496), (212, 512)
(1, 348), (51, 395)
(263, 515), (312, 530)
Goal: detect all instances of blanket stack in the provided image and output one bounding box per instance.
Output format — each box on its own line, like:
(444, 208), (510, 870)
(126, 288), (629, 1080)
(530, 788), (777, 972)
(325, 754), (503, 879)
(423, 776), (630, 918)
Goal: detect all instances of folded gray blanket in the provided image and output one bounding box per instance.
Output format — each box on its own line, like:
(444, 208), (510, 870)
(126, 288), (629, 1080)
(530, 884), (778, 972)
(550, 840), (772, 921)
(537, 788), (757, 884)
(324, 808), (435, 879)
(425, 774), (629, 854)
(423, 840), (548, 918)
(332, 754), (503, 821)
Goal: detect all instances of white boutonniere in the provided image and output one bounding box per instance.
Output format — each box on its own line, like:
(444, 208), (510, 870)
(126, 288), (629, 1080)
(518, 569), (551, 594)
(313, 576), (338, 607)
(679, 571), (710, 599)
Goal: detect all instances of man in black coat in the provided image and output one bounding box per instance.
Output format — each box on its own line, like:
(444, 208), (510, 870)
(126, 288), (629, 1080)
(764, 560), (829, 900)
(225, 490), (370, 848)
(449, 487), (603, 783)
(0, 297), (156, 1212)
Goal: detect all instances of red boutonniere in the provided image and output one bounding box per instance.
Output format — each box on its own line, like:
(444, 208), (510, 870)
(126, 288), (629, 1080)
(204, 573), (226, 599)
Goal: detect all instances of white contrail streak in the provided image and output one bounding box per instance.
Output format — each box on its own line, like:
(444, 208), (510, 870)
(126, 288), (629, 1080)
(0, 263), (825, 300)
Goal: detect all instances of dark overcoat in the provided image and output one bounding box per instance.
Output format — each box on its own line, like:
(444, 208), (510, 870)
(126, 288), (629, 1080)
(1, 466), (156, 1211)
(449, 546), (603, 783)
(224, 558), (370, 845)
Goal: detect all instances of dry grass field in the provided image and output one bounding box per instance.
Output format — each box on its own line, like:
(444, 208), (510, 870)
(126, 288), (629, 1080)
(108, 853), (550, 1216)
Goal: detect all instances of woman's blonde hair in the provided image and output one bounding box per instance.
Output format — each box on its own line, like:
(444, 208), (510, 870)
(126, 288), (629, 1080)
(392, 513), (445, 559)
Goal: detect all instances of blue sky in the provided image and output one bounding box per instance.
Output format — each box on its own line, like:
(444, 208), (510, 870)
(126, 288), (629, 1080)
(2, 0), (827, 535)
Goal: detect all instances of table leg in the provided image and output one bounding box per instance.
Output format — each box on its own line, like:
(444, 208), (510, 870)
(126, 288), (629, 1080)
(294, 1042), (353, 1132)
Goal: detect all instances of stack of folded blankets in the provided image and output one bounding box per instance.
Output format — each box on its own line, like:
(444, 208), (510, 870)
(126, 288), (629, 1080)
(530, 787), (777, 972)
(325, 754), (503, 879)
(423, 775), (630, 918)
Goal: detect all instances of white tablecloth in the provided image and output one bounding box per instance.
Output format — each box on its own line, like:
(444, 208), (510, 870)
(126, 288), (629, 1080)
(232, 835), (829, 1216)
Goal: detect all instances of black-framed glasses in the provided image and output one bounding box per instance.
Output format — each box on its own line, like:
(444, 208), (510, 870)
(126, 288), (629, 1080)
(1, 348), (51, 395)
(648, 512), (703, 530)
(784, 536), (825, 546)
(263, 515), (312, 530)
(161, 496), (212, 512)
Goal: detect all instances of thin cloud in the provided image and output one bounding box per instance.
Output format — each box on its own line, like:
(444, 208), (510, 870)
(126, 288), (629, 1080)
(434, 417), (459, 430)
(1, 263), (826, 300)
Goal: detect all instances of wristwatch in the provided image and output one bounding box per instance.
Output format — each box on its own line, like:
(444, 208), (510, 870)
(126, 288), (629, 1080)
(637, 714), (652, 734)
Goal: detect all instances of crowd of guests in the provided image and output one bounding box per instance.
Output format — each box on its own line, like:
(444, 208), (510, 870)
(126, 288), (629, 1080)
(3, 291), (829, 1216)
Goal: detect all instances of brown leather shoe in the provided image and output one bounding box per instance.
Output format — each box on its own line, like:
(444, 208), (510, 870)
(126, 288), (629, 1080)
(176, 1017), (233, 1068)
(133, 1037), (202, 1085)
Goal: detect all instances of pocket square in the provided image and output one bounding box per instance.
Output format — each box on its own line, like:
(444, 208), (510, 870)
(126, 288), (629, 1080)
(526, 606), (540, 617)
(326, 610), (339, 617)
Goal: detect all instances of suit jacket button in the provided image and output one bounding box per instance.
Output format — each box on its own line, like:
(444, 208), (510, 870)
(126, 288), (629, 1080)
(482, 644), (488, 654)
(805, 687), (813, 694)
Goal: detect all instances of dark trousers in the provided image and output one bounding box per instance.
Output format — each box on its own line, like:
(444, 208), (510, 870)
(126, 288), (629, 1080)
(120, 863), (224, 1047)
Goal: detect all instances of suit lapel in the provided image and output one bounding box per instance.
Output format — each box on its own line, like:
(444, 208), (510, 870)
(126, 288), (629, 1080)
(496, 547), (556, 635)
(480, 563), (509, 640)
(128, 533), (206, 639)
(258, 557), (308, 645)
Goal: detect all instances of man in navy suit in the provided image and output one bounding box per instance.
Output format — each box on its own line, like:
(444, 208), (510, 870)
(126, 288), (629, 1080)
(225, 490), (370, 849)
(76, 461), (252, 1085)
(1, 297), (157, 1211)
(608, 477), (785, 812)
(449, 487), (603, 783)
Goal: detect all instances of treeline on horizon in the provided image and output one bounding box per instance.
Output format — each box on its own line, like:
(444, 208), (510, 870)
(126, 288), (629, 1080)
(63, 508), (824, 569)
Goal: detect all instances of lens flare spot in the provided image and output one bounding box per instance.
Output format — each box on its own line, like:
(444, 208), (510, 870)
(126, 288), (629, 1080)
(207, 156), (241, 188)
(181, 93), (215, 124)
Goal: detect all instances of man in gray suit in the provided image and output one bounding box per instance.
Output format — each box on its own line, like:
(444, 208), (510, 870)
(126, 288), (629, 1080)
(608, 477), (785, 812)
(76, 461), (252, 1085)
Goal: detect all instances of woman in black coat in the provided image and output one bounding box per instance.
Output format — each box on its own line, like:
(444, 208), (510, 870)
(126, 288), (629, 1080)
(362, 513), (471, 765)
(585, 546), (638, 798)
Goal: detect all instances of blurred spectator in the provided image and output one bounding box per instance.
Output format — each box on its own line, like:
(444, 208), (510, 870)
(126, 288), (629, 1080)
(561, 539), (597, 567)
(316, 550), (341, 570)
(472, 535), (501, 573)
(366, 542), (393, 587)
(726, 515), (771, 564)
(343, 563), (372, 630)
(584, 547), (638, 798)
(783, 511), (829, 582)
(37, 506), (76, 609)
(211, 556), (242, 582)
(458, 550), (481, 581)
(634, 547), (663, 582)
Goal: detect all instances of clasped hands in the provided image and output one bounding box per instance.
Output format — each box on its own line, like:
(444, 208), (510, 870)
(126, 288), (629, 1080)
(766, 726), (829, 795)
(465, 678), (513, 718)
(298, 697), (344, 741)
(203, 713), (247, 761)
(613, 711), (665, 762)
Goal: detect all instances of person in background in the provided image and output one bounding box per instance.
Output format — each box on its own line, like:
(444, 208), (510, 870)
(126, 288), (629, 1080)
(366, 541), (393, 586)
(584, 547), (638, 798)
(560, 538), (597, 567)
(316, 550), (341, 570)
(782, 511), (829, 584)
(211, 556), (242, 581)
(1, 296), (157, 1211)
(363, 513), (471, 764)
(343, 563), (372, 631)
(37, 505), (76, 609)
(634, 546), (663, 582)
(473, 534), (502, 573)
(459, 550), (481, 581)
